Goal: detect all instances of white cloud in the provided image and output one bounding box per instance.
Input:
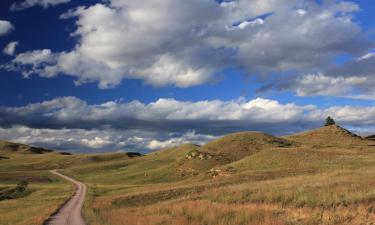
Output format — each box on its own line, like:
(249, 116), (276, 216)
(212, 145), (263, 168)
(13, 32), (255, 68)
(6, 49), (57, 78)
(3, 42), (19, 56)
(268, 51), (375, 99)
(13, 49), (54, 65)
(81, 137), (113, 149)
(295, 73), (368, 97)
(10, 0), (71, 11)
(2, 96), (375, 152)
(237, 18), (264, 29)
(0, 20), (14, 36)
(0, 96), (310, 124)
(147, 131), (216, 150)
(4, 0), (371, 89)
(2, 96), (375, 133)
(296, 9), (307, 16)
(0, 126), (217, 152)
(358, 52), (375, 61)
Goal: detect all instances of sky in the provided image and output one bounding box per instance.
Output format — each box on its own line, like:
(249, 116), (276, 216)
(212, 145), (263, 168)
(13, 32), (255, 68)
(1, 0), (375, 153)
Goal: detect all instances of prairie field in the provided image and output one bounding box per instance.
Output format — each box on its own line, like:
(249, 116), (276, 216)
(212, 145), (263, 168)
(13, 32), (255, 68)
(1, 125), (375, 225)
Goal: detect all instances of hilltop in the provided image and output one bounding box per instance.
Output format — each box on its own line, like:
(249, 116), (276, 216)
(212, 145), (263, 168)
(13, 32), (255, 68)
(285, 125), (365, 146)
(0, 140), (64, 155)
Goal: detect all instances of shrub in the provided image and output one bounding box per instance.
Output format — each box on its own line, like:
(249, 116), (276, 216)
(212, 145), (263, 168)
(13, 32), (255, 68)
(15, 180), (28, 193)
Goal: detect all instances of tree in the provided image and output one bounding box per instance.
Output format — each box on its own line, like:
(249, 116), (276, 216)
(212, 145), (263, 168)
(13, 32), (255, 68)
(325, 116), (336, 126)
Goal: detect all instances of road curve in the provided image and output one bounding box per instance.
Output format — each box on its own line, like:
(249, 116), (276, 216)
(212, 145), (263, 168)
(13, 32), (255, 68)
(46, 170), (87, 225)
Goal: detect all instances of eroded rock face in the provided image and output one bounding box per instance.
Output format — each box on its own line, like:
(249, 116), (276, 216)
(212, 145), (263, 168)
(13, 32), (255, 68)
(207, 167), (236, 178)
(185, 150), (212, 160)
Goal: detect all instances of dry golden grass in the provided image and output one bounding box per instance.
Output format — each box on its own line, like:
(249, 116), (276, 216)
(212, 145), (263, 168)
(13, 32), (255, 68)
(73, 126), (375, 225)
(89, 200), (287, 225)
(85, 198), (375, 225)
(78, 165), (375, 225)
(2, 125), (375, 225)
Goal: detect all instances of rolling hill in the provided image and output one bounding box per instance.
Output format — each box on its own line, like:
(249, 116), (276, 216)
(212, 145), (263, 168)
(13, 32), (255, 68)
(285, 125), (365, 146)
(201, 131), (296, 161)
(1, 125), (375, 225)
(0, 140), (55, 154)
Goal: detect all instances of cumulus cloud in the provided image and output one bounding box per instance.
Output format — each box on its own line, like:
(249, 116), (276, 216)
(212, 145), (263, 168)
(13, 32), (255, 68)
(0, 97), (375, 152)
(266, 51), (375, 99)
(3, 42), (19, 56)
(294, 73), (368, 97)
(5, 49), (58, 78)
(146, 131), (217, 151)
(3, 0), (372, 89)
(1, 96), (375, 152)
(10, 0), (71, 11)
(0, 96), (314, 134)
(0, 20), (14, 36)
(0, 126), (217, 153)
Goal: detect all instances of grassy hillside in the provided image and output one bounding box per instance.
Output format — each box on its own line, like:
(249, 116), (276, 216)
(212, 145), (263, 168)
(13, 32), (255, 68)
(60, 125), (375, 225)
(0, 142), (75, 225)
(2, 125), (375, 225)
(0, 140), (55, 154)
(285, 125), (366, 146)
(0, 141), (145, 225)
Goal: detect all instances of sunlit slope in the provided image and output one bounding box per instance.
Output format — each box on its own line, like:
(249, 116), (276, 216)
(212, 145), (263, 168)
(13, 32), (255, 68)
(201, 132), (295, 161)
(285, 125), (366, 146)
(65, 126), (375, 186)
(65, 144), (199, 184)
(66, 132), (297, 185)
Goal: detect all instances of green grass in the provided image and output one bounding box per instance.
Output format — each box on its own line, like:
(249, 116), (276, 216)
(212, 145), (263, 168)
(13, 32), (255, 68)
(0, 147), (82, 225)
(0, 178), (73, 225)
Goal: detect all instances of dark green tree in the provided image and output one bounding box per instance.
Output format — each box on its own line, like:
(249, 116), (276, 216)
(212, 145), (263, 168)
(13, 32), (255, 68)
(325, 116), (336, 126)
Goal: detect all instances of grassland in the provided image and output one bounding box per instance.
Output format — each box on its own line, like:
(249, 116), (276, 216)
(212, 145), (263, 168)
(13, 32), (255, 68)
(0, 143), (81, 225)
(1, 125), (375, 225)
(0, 142), (141, 225)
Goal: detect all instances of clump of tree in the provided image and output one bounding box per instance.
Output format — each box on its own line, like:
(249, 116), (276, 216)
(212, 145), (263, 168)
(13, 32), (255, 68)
(0, 180), (29, 201)
(15, 180), (28, 193)
(325, 116), (336, 126)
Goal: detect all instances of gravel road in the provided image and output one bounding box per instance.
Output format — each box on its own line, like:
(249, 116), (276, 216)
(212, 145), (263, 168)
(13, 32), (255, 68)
(46, 170), (87, 225)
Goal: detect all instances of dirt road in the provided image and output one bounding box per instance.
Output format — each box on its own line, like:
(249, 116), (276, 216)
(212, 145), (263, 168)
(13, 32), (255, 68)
(46, 170), (87, 225)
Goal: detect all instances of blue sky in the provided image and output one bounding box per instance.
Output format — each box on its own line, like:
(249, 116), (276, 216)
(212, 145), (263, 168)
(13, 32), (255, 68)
(0, 0), (375, 152)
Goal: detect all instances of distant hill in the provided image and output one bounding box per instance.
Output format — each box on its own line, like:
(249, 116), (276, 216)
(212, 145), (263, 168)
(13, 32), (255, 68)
(285, 125), (364, 146)
(366, 135), (375, 141)
(0, 140), (68, 155)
